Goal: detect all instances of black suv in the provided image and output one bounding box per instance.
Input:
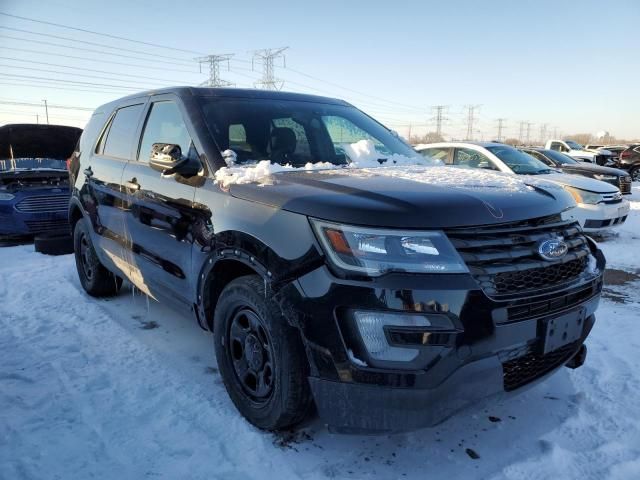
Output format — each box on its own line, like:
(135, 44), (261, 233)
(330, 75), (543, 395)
(521, 147), (632, 194)
(617, 145), (640, 181)
(70, 88), (604, 433)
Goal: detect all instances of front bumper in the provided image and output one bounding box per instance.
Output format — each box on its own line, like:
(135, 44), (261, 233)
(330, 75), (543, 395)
(310, 317), (593, 433)
(0, 189), (70, 236)
(573, 201), (630, 231)
(283, 250), (604, 433)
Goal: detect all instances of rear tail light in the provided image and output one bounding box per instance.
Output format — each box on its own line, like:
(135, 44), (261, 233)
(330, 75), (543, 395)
(620, 150), (633, 159)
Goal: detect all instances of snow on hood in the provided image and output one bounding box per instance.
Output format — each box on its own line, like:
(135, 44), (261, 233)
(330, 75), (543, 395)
(214, 140), (438, 188)
(357, 165), (556, 194)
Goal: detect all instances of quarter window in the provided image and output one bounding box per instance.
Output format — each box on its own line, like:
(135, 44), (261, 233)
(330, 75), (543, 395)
(101, 104), (144, 159)
(138, 101), (193, 162)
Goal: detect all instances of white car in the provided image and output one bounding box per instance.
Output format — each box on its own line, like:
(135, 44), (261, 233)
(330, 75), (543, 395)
(415, 142), (630, 232)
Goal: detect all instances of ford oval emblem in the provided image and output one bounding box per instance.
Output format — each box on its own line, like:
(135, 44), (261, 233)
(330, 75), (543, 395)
(537, 238), (568, 261)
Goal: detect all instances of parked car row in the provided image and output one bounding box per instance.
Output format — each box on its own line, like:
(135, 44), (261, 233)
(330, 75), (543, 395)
(414, 142), (630, 232)
(0, 87), (625, 435)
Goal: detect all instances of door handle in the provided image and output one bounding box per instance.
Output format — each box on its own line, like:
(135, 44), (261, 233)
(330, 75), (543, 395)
(124, 178), (140, 191)
(83, 166), (93, 177)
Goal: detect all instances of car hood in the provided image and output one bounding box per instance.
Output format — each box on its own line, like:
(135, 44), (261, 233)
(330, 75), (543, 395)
(228, 166), (575, 228)
(561, 163), (628, 177)
(0, 124), (82, 169)
(530, 171), (618, 193)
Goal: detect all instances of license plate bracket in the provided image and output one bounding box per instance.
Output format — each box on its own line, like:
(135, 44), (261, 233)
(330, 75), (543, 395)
(541, 309), (585, 354)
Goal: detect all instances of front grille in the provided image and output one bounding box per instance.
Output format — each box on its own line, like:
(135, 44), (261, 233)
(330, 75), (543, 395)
(24, 218), (69, 233)
(15, 194), (69, 213)
(619, 177), (632, 194)
(446, 215), (591, 298)
(505, 279), (599, 322)
(502, 342), (580, 391)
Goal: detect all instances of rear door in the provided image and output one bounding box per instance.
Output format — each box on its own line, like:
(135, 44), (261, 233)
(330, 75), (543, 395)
(120, 95), (200, 305)
(84, 102), (145, 275)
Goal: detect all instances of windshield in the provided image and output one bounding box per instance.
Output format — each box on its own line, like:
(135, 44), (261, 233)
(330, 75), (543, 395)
(542, 149), (578, 165)
(200, 97), (424, 167)
(0, 157), (67, 172)
(487, 146), (552, 174)
(565, 140), (584, 150)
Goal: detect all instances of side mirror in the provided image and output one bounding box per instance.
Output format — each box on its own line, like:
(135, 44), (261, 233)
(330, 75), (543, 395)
(149, 143), (200, 177)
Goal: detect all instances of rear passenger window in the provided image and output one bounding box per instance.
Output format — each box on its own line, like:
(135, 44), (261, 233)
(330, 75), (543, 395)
(101, 104), (144, 159)
(453, 148), (497, 170)
(419, 148), (449, 163)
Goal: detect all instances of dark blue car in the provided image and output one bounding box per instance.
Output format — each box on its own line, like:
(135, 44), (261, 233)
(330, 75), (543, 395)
(0, 124), (82, 238)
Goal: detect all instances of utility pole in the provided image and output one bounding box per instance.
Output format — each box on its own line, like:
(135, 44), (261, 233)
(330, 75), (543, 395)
(252, 47), (288, 90)
(430, 105), (448, 137)
(42, 99), (49, 124)
(195, 54), (234, 87)
(496, 118), (507, 141)
(463, 105), (481, 140)
(36, 114), (39, 124)
(553, 126), (559, 139)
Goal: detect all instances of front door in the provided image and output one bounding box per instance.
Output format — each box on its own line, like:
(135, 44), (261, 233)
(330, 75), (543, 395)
(120, 96), (200, 307)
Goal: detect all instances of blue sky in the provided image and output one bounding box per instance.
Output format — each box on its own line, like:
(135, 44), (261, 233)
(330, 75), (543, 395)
(0, 0), (638, 140)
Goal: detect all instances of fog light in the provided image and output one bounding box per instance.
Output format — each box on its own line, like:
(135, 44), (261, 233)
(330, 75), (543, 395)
(353, 311), (450, 362)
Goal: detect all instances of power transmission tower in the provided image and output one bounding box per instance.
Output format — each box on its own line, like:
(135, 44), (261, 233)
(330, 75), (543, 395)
(195, 54), (234, 87)
(518, 121), (526, 144)
(463, 105), (481, 140)
(430, 105), (448, 137)
(252, 47), (288, 90)
(525, 122), (533, 145)
(496, 118), (507, 141)
(539, 123), (548, 144)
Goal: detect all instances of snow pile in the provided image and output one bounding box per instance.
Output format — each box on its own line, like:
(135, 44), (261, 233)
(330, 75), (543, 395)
(214, 140), (435, 187)
(214, 160), (337, 188)
(341, 139), (435, 168)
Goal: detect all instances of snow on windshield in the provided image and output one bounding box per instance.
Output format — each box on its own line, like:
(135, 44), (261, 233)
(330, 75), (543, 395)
(214, 140), (437, 187)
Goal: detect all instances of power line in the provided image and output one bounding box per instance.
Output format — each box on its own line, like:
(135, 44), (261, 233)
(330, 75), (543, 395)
(0, 63), (175, 89)
(0, 100), (93, 111)
(196, 54), (234, 87)
(0, 56), (196, 84)
(0, 46), (204, 74)
(0, 26), (197, 64)
(252, 47), (288, 90)
(0, 33), (197, 66)
(0, 12), (206, 55)
(0, 72), (142, 91)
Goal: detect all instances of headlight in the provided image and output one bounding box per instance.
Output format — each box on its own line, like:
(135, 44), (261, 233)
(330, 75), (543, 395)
(593, 174), (617, 181)
(562, 186), (602, 205)
(0, 193), (15, 201)
(310, 219), (468, 276)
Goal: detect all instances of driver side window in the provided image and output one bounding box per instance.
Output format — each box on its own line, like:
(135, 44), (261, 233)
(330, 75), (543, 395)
(138, 101), (193, 163)
(453, 148), (498, 170)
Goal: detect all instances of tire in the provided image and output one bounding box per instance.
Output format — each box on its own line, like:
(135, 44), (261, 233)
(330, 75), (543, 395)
(630, 166), (640, 182)
(34, 233), (74, 256)
(213, 275), (313, 430)
(73, 218), (122, 297)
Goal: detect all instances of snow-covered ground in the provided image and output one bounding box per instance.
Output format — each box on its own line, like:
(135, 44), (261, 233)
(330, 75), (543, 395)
(1, 188), (640, 480)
